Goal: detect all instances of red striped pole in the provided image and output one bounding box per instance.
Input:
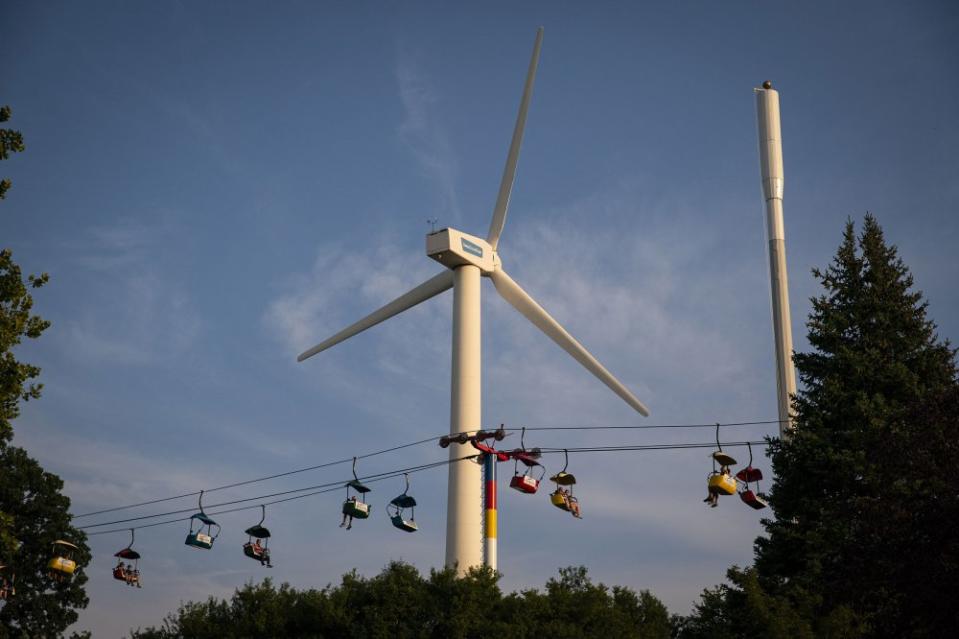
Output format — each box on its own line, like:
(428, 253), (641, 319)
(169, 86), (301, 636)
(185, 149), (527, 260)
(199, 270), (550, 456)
(483, 453), (497, 570)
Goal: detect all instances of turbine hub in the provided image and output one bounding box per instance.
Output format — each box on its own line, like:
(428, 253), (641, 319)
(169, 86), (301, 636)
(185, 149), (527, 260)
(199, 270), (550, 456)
(426, 228), (496, 274)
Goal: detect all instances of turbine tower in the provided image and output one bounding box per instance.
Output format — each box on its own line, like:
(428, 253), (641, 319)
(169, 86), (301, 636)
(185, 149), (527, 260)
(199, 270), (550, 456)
(755, 81), (796, 436)
(297, 28), (649, 573)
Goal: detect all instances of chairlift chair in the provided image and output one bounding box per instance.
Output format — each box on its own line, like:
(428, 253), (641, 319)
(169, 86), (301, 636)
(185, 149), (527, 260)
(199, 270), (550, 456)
(242, 505), (273, 567)
(185, 491), (220, 549)
(113, 529), (142, 587)
(549, 450), (581, 517)
(509, 428), (545, 494)
(387, 474), (418, 532)
(707, 424), (738, 499)
(47, 540), (78, 581)
(708, 471), (737, 496)
(511, 461), (545, 494)
(737, 442), (768, 510)
(343, 458), (372, 520)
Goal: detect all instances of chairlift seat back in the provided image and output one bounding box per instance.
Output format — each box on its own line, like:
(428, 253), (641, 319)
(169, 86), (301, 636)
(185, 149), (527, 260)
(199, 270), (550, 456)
(112, 566), (127, 581)
(550, 491), (571, 511)
(391, 514), (418, 532)
(343, 500), (371, 518)
(185, 532), (214, 549)
(735, 467), (763, 483)
(510, 474), (539, 494)
(243, 542), (269, 560)
(47, 556), (76, 575)
(739, 490), (768, 510)
(712, 451), (737, 467)
(708, 473), (737, 496)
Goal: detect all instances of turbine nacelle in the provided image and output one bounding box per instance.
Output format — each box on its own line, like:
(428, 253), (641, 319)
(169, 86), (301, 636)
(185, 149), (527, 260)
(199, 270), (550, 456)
(426, 228), (499, 274)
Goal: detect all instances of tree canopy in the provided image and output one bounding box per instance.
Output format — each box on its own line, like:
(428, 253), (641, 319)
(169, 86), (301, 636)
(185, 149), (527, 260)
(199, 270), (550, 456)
(1, 104), (91, 638)
(0, 446), (91, 638)
(1, 104), (47, 446)
(681, 214), (959, 638)
(130, 563), (673, 639)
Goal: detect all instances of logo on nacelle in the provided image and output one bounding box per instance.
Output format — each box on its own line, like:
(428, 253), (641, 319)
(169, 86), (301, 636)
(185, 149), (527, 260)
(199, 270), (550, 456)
(461, 238), (484, 258)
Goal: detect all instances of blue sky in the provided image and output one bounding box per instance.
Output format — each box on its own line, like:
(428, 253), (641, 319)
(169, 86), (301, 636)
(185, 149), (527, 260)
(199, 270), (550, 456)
(4, 1), (958, 636)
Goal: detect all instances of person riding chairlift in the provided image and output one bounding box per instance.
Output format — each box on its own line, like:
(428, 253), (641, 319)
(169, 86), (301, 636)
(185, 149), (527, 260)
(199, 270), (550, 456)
(553, 486), (582, 519)
(340, 495), (357, 530)
(252, 538), (272, 567)
(126, 563), (141, 588)
(114, 560), (140, 588)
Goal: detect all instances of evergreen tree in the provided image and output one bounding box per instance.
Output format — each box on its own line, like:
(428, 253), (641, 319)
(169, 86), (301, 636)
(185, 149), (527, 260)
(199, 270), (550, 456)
(755, 215), (957, 636)
(682, 215), (958, 637)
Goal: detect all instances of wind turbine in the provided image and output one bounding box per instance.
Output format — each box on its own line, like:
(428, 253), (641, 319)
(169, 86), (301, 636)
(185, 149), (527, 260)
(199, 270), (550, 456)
(297, 28), (649, 573)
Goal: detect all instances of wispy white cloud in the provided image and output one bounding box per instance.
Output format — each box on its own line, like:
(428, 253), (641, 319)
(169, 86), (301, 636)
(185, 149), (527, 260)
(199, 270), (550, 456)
(17, 427), (221, 514)
(483, 180), (768, 425)
(263, 239), (453, 427)
(396, 49), (462, 224)
(58, 218), (202, 367)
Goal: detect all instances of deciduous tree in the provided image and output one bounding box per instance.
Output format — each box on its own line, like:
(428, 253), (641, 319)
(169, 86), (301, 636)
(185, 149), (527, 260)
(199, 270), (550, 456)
(1, 104), (91, 638)
(131, 563), (674, 639)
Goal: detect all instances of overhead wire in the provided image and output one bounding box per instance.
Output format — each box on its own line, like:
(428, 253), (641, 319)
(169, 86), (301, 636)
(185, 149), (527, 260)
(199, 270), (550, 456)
(78, 454), (478, 531)
(514, 419), (783, 432)
(535, 440), (767, 453)
(72, 420), (779, 522)
(83, 454), (477, 537)
(79, 438), (772, 537)
(72, 434), (442, 518)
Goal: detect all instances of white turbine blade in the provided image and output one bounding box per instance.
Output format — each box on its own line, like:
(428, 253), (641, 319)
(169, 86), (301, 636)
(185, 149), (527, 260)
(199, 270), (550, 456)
(486, 27), (543, 251)
(489, 268), (650, 416)
(297, 270), (454, 362)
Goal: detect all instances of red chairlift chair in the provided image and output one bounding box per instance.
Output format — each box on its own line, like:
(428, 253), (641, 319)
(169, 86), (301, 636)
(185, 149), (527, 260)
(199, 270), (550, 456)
(737, 442), (768, 510)
(509, 428), (546, 494)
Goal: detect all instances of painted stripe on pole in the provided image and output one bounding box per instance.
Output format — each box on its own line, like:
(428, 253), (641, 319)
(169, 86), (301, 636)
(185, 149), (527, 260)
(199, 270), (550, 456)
(485, 509), (497, 539)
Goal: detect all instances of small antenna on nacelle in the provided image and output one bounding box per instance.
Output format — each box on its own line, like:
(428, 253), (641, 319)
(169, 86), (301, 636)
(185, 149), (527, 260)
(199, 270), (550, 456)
(427, 218), (438, 233)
